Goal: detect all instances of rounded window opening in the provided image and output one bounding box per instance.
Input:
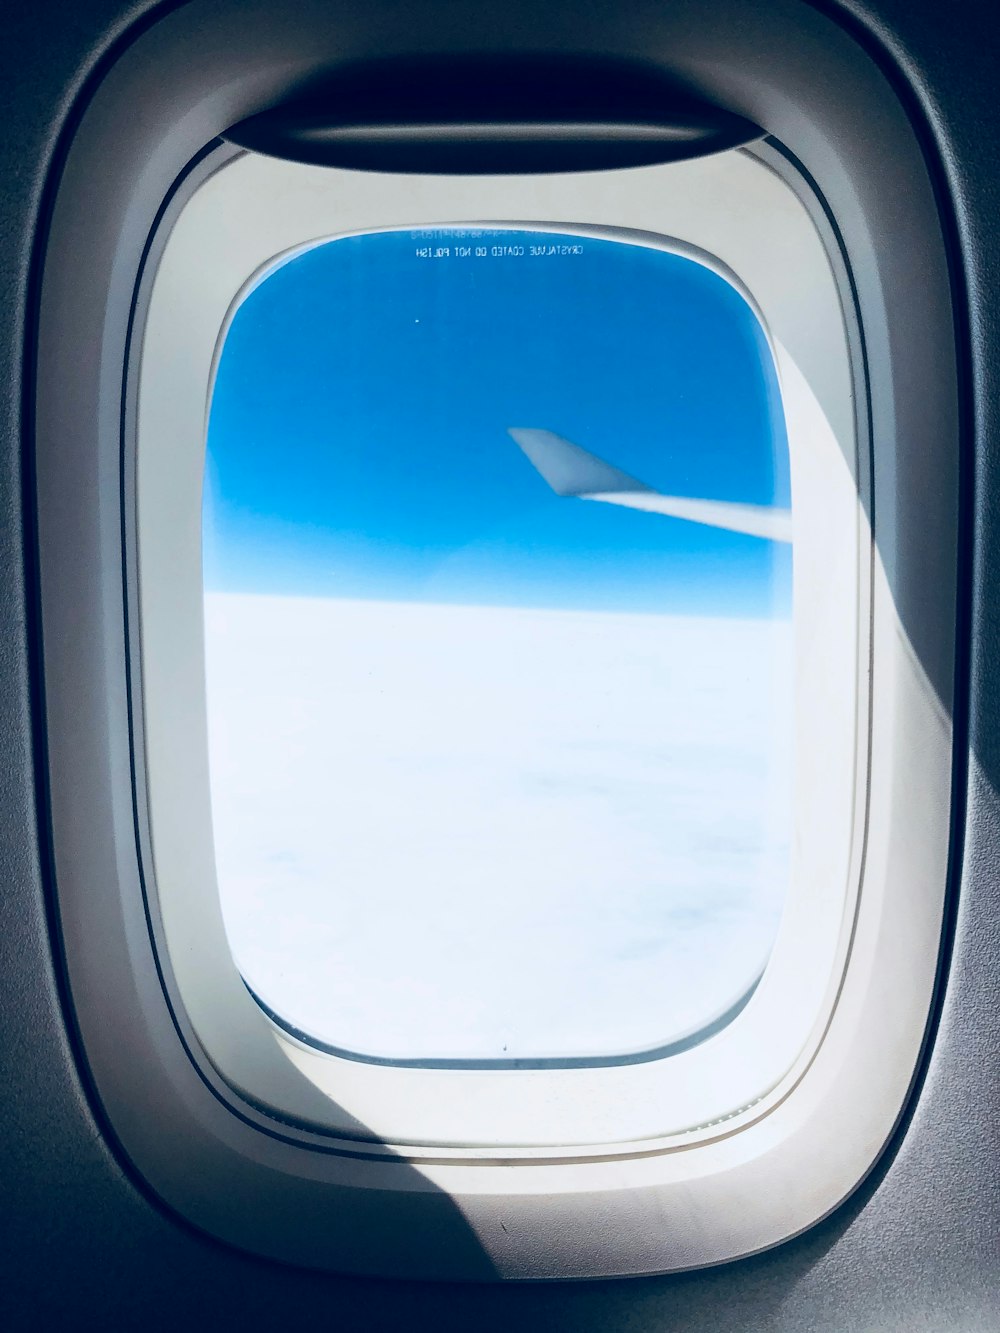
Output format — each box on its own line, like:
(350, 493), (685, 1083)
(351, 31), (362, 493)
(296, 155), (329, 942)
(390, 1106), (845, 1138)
(203, 224), (794, 1066)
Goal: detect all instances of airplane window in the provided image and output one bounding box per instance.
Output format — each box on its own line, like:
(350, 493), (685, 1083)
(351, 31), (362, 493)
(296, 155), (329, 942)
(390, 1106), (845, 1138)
(41, 10), (958, 1276)
(203, 225), (793, 1063)
(138, 145), (863, 1154)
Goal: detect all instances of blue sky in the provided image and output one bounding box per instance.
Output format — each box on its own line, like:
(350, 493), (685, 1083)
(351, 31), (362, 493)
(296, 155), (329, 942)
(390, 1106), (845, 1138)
(205, 227), (790, 617)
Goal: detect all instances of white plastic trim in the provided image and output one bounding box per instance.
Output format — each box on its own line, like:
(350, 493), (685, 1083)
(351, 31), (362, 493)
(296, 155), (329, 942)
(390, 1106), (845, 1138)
(138, 148), (866, 1147)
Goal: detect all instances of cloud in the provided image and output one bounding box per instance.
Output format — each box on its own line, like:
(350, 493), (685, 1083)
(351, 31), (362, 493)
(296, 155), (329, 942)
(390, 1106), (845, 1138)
(206, 593), (792, 1061)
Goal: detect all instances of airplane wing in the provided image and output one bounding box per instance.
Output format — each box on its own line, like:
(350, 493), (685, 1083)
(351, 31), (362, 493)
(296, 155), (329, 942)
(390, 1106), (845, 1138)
(507, 427), (792, 543)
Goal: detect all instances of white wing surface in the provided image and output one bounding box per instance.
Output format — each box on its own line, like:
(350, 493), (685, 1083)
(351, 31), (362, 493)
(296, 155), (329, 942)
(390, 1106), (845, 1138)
(508, 427), (792, 543)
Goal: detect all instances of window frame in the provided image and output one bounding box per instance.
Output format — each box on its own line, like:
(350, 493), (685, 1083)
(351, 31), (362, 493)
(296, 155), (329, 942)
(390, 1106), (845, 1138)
(136, 145), (864, 1153)
(32, 0), (961, 1281)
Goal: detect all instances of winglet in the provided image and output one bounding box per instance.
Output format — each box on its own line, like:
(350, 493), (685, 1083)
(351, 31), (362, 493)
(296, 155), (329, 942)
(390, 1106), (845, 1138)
(507, 427), (654, 497)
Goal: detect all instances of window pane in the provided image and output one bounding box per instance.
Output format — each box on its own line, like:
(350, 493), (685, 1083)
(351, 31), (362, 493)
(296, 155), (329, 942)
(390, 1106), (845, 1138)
(203, 226), (793, 1063)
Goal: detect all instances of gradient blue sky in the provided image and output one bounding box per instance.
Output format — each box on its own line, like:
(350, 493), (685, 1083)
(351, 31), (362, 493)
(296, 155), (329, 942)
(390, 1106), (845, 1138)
(205, 227), (791, 617)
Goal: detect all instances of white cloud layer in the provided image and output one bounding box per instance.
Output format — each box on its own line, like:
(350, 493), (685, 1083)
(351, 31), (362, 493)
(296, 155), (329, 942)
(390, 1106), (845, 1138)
(205, 593), (793, 1061)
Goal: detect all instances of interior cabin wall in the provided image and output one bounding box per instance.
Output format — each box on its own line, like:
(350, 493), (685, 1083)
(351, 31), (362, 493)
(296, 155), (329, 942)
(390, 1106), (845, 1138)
(1, 0), (998, 1327)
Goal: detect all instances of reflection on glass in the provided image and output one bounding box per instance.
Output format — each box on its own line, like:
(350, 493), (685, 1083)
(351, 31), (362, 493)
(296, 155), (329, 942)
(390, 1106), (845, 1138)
(203, 226), (793, 1063)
